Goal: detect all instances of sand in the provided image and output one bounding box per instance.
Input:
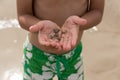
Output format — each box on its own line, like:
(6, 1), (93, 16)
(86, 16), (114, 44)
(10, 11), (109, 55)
(0, 0), (120, 80)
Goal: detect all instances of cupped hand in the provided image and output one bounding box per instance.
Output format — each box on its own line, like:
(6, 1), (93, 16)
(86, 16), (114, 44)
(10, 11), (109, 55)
(60, 16), (87, 51)
(28, 17), (87, 54)
(29, 20), (61, 48)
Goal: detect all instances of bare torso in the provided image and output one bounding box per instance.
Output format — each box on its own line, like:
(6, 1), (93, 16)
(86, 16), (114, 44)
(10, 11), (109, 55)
(29, 0), (88, 54)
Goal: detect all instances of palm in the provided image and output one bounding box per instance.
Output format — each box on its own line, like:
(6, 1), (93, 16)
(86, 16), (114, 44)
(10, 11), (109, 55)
(60, 20), (79, 51)
(38, 25), (53, 46)
(60, 16), (87, 51)
(39, 21), (61, 47)
(30, 20), (61, 47)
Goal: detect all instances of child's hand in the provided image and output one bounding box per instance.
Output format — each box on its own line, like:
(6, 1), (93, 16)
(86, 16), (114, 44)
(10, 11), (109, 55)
(29, 20), (61, 48)
(60, 16), (87, 51)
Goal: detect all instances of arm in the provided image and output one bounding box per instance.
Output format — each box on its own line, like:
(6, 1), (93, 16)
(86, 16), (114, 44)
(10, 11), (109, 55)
(59, 0), (105, 51)
(80, 0), (105, 30)
(16, 0), (40, 31)
(17, 0), (61, 49)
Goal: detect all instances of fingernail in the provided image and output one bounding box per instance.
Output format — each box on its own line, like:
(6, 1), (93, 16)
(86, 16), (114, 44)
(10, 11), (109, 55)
(29, 26), (32, 30)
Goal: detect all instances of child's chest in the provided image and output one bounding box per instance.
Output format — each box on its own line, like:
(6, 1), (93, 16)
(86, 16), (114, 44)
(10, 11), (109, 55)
(34, 0), (88, 9)
(34, 0), (88, 25)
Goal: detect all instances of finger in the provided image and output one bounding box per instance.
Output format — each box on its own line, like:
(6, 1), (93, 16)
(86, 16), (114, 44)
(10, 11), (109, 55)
(71, 33), (77, 47)
(57, 45), (62, 51)
(44, 38), (50, 46)
(38, 34), (50, 46)
(58, 29), (62, 38)
(60, 35), (64, 47)
(72, 17), (87, 26)
(63, 36), (70, 51)
(29, 24), (43, 32)
(39, 38), (49, 46)
(66, 37), (72, 51)
(56, 42), (62, 51)
(49, 39), (57, 47)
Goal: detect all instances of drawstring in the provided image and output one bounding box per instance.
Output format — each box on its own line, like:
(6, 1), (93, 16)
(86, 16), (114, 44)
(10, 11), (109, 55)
(55, 55), (70, 80)
(54, 42), (82, 80)
(56, 56), (61, 79)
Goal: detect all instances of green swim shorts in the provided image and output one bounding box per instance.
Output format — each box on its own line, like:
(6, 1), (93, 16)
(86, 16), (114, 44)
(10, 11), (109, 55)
(23, 38), (84, 80)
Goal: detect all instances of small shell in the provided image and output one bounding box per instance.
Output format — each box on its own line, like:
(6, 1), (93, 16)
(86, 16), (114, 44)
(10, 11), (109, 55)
(49, 32), (55, 39)
(54, 34), (59, 37)
(49, 29), (62, 41)
(56, 37), (61, 41)
(62, 30), (67, 34)
(53, 29), (60, 33)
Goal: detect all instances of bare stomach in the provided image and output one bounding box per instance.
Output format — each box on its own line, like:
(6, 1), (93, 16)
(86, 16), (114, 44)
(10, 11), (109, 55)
(29, 31), (83, 54)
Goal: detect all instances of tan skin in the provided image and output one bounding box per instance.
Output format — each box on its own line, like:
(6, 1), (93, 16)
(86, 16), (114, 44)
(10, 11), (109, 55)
(17, 0), (104, 54)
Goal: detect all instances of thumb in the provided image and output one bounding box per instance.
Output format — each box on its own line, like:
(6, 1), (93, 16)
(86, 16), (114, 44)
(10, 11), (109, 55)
(29, 24), (43, 33)
(72, 17), (87, 26)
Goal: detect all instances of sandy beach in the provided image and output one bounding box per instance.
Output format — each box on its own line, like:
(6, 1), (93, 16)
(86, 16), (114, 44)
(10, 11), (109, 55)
(0, 0), (120, 80)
